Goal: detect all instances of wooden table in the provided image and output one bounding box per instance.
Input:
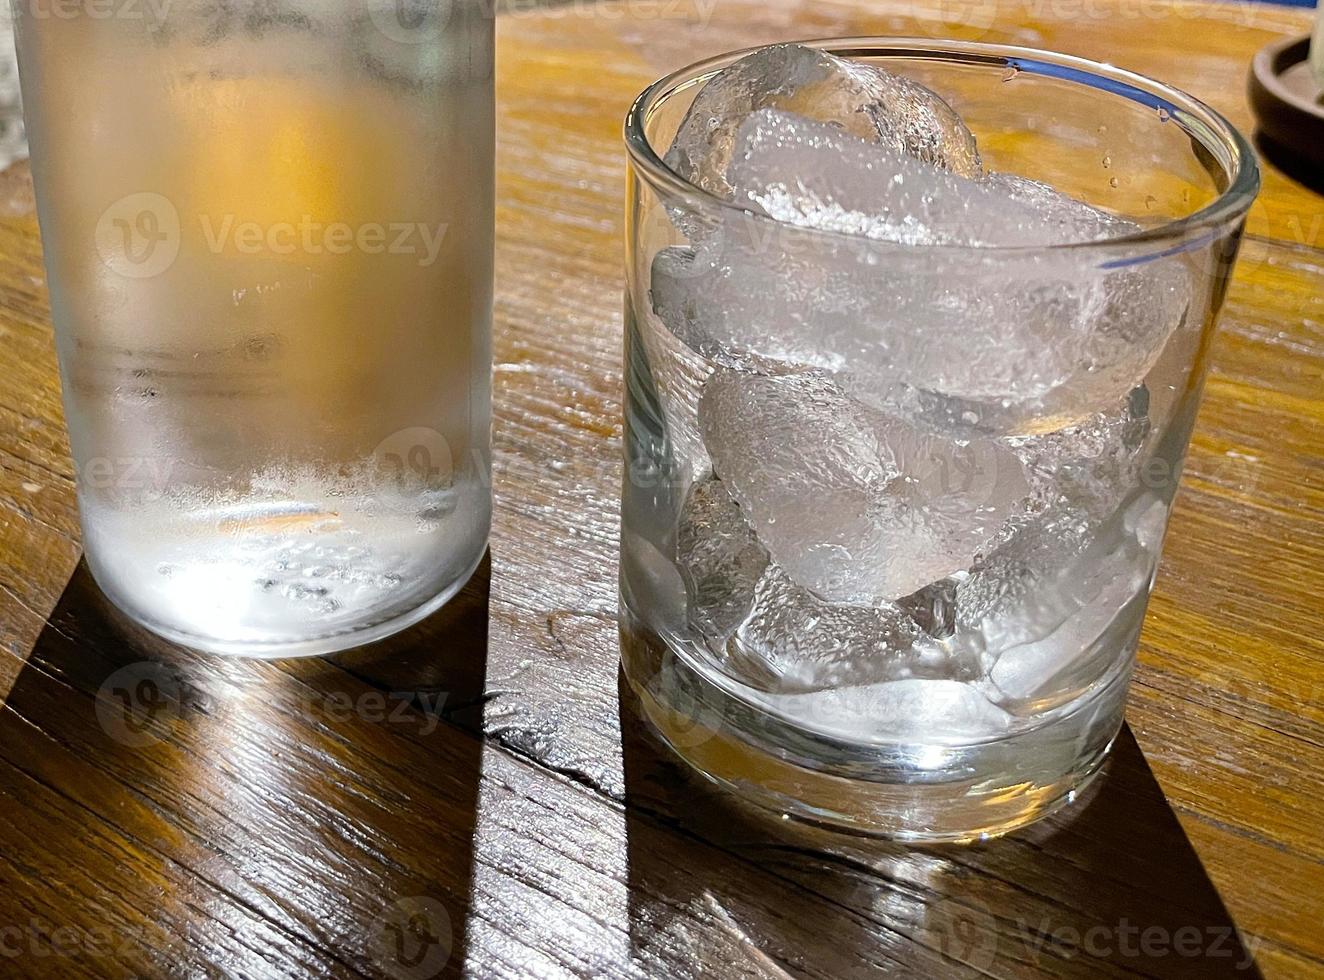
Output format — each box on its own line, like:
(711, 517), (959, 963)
(0, 0), (1320, 976)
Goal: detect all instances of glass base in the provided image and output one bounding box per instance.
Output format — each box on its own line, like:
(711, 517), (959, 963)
(620, 604), (1128, 843)
(86, 543), (488, 659)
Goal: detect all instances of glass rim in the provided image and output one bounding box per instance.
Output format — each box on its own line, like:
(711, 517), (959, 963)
(623, 36), (1262, 256)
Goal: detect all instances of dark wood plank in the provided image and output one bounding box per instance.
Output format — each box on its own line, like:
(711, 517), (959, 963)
(0, 562), (1263, 978)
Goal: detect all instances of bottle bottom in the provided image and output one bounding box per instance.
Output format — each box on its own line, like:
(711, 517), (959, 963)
(80, 490), (489, 658)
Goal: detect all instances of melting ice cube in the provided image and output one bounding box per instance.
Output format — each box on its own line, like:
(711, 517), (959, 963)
(728, 109), (1045, 246)
(771, 677), (1014, 742)
(676, 475), (769, 641)
(698, 369), (1028, 602)
(666, 43), (981, 199)
(727, 562), (923, 693)
(652, 107), (1189, 431)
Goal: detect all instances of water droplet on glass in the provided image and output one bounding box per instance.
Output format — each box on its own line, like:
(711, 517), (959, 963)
(1102, 155), (1112, 169)
(1001, 66), (1019, 83)
(1144, 194), (1158, 209)
(1156, 106), (1171, 122)
(1108, 176), (1120, 188)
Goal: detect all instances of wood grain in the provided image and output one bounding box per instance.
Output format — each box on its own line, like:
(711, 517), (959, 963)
(0, 0), (1320, 976)
(0, 159), (78, 695)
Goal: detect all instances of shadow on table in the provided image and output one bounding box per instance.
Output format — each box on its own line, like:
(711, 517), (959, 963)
(0, 556), (490, 978)
(1254, 132), (1324, 197)
(619, 673), (1262, 978)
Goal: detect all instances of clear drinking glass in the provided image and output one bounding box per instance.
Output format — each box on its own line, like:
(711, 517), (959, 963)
(12, 0), (493, 657)
(620, 39), (1258, 841)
